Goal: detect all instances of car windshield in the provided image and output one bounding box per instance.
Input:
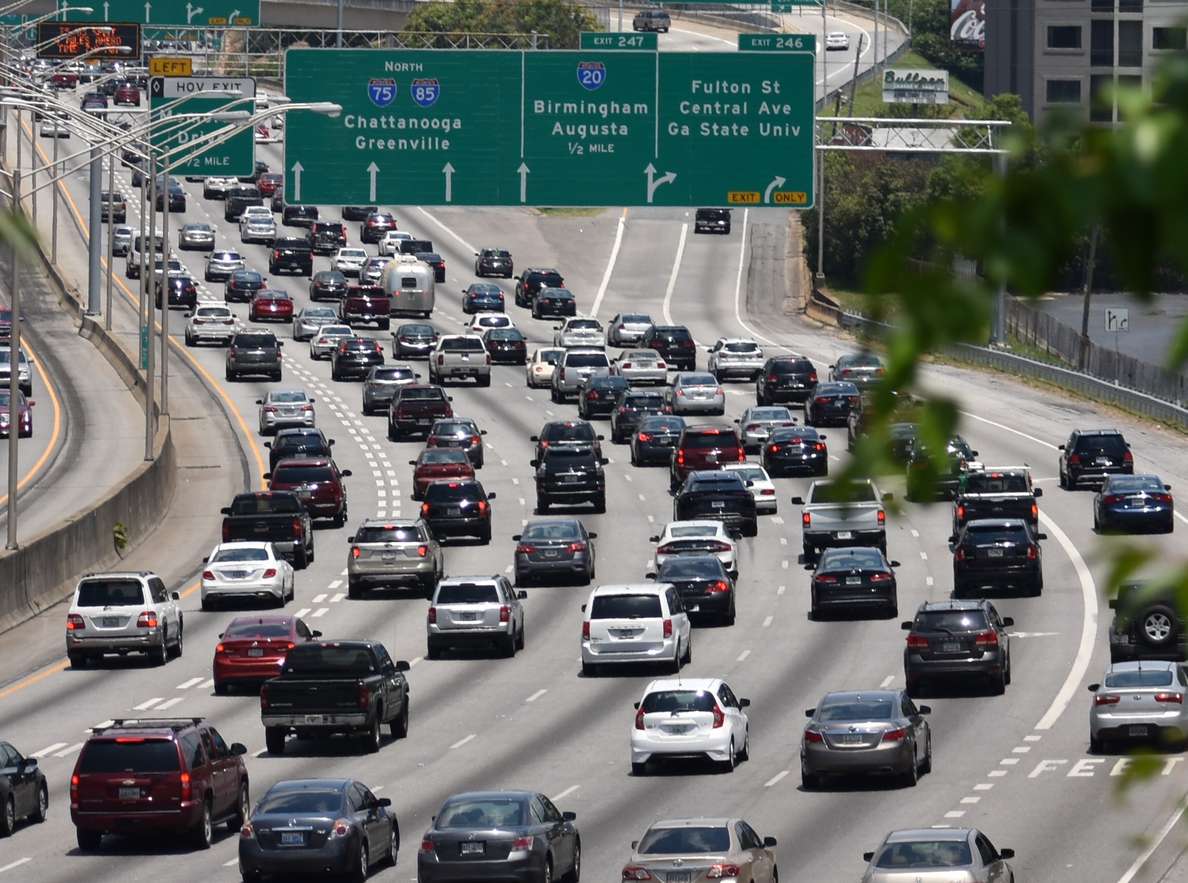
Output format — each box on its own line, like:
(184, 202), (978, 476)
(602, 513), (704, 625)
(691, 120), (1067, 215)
(438, 799), (526, 829)
(522, 522), (581, 541)
(284, 645), (375, 675)
(340, 249), (366, 258)
(820, 548), (884, 570)
(875, 841), (973, 869)
(400, 325), (435, 338)
(915, 610), (989, 632)
(258, 791), (343, 815)
(304, 309), (338, 319)
(76, 579), (144, 607)
(436, 583), (499, 604)
(819, 700), (895, 722)
(660, 557), (724, 578)
(641, 690), (717, 714)
(964, 472), (1029, 493)
(211, 548), (270, 563)
(621, 314), (652, 324)
(590, 594), (661, 619)
(638, 826), (731, 855)
(533, 272), (563, 286)
(478, 315), (510, 326)
(424, 483), (480, 501)
(1104, 670), (1174, 688)
(1105, 475), (1164, 493)
(224, 620), (292, 638)
(79, 740), (179, 773)
(565, 353), (609, 368)
(356, 525), (421, 543)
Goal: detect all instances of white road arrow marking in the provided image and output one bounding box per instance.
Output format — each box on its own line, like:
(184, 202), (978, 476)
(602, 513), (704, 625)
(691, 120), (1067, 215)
(442, 162), (454, 203)
(290, 161), (303, 201)
(143, 1), (151, 21)
(644, 162), (676, 204)
(517, 161), (529, 203)
(367, 161), (379, 202)
(764, 175), (786, 203)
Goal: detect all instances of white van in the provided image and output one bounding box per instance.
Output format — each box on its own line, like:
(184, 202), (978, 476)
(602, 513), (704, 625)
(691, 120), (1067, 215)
(382, 254), (436, 318)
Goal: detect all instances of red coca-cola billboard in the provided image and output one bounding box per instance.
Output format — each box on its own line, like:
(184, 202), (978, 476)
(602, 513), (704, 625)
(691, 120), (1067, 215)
(950, 0), (985, 50)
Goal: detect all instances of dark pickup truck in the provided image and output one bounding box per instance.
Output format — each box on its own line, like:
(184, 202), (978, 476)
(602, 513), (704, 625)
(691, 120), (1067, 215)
(220, 491), (315, 569)
(339, 285), (391, 330)
(952, 468), (1042, 535)
(260, 640), (411, 754)
(387, 384), (453, 441)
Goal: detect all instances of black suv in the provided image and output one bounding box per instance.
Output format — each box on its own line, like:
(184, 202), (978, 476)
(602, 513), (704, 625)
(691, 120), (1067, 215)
(1059, 429), (1133, 489)
(756, 355), (818, 405)
(950, 518), (1045, 597)
(532, 447), (608, 513)
(309, 220), (346, 255)
(225, 269), (266, 303)
(330, 337), (384, 381)
(641, 325), (697, 371)
(224, 186), (262, 221)
(673, 470), (758, 537)
(514, 268), (564, 308)
(265, 427), (334, 471)
(531, 420), (604, 461)
(269, 237), (313, 276)
(578, 375), (630, 420)
(420, 479), (495, 543)
(610, 388), (668, 443)
(282, 204), (319, 228)
(902, 600), (1014, 695)
(1109, 582), (1187, 662)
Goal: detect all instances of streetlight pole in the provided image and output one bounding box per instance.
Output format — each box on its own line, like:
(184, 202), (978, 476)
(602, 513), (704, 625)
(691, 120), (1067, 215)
(50, 125), (59, 263)
(144, 155), (156, 460)
(105, 153), (113, 331)
(6, 168), (20, 550)
(86, 143), (101, 314)
(159, 170), (170, 414)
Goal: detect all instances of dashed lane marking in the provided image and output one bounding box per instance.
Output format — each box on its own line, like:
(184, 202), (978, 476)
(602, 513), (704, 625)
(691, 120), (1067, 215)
(525, 689), (547, 703)
(0, 859), (32, 875)
(311, 607), (330, 618)
(552, 785), (580, 802)
(30, 743), (67, 758)
(177, 677), (204, 690)
(449, 734), (476, 750)
(156, 697), (185, 711)
(54, 742), (83, 758)
(737, 649), (751, 662)
(134, 697), (165, 711)
(764, 770), (789, 788)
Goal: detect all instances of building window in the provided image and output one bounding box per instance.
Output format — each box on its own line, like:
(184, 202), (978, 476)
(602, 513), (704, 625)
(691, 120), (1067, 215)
(1118, 20), (1142, 66)
(1047, 25), (1083, 49)
(1091, 20), (1114, 66)
(1090, 73), (1114, 123)
(1090, 0), (1112, 9)
(1153, 27), (1187, 50)
(1117, 0), (1141, 11)
(1046, 79), (1083, 103)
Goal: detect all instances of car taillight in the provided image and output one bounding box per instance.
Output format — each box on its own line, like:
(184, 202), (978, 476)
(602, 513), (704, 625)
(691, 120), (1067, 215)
(262, 568), (277, 578)
(802, 511), (811, 527)
(511, 835), (534, 851)
(568, 542), (587, 553)
(803, 729), (824, 743)
(814, 442), (826, 451)
(471, 435), (481, 446)
(815, 574), (838, 584)
(499, 605), (511, 623)
(707, 866), (742, 879)
(737, 448), (746, 462)
(137, 611), (159, 629)
(1155, 693), (1184, 704)
(1026, 545), (1038, 560)
(711, 704), (725, 728)
(179, 771), (192, 801)
(66, 613), (85, 631)
(636, 432), (652, 442)
(676, 450), (685, 466)
(587, 391), (600, 400)
(516, 543), (536, 554)
(869, 572), (892, 583)
(808, 371), (818, 382)
(1153, 493), (1174, 504)
(357, 683), (370, 709)
(635, 707), (646, 730)
(1068, 453), (1081, 465)
(330, 819), (352, 839)
(955, 547), (966, 561)
(622, 868), (654, 881)
(202, 570), (216, 581)
(420, 838), (436, 854)
(882, 727), (907, 742)
(768, 444), (781, 453)
(906, 634), (929, 649)
(975, 629), (999, 648)
(272, 249), (280, 259)
(302, 404), (314, 412)
(681, 339), (694, 348)
(709, 580), (730, 593)
(70, 773), (79, 802)
(814, 396), (827, 405)
(662, 618), (673, 638)
(421, 502), (431, 516)
(260, 684), (270, 709)
(427, 606), (437, 624)
(657, 362), (667, 370)
(848, 396), (860, 406)
(582, 621), (590, 640)
(240, 822), (255, 839)
(351, 547), (361, 559)
(262, 405), (277, 413)
(877, 509), (886, 525)
(1123, 450), (1134, 464)
(1030, 502), (1038, 520)
(478, 500), (489, 515)
(215, 643), (226, 654)
(1094, 693), (1120, 706)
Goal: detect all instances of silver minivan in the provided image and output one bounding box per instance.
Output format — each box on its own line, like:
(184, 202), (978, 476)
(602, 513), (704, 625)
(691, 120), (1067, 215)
(382, 255), (436, 318)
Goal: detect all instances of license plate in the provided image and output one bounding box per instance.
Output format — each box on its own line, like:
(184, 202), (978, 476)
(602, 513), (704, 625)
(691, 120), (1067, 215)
(303, 714), (325, 725)
(456, 612), (479, 621)
(447, 507), (462, 516)
(225, 570), (247, 579)
(711, 501), (725, 508)
(988, 548), (1005, 557)
(248, 648), (264, 657)
(102, 617), (121, 627)
(663, 724), (692, 735)
(417, 418), (432, 425)
(836, 531), (853, 540)
(667, 873), (691, 883)
(118, 787), (139, 800)
(460, 841), (484, 855)
(543, 550), (560, 558)
(845, 576), (863, 586)
(281, 831), (304, 846)
(836, 734), (865, 745)
(383, 552), (396, 562)
(940, 641), (962, 653)
(1097, 458), (1112, 466)
(1128, 725), (1148, 736)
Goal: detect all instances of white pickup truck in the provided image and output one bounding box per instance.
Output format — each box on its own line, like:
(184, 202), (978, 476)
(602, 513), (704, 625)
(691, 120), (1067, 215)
(428, 334), (492, 387)
(791, 478), (891, 561)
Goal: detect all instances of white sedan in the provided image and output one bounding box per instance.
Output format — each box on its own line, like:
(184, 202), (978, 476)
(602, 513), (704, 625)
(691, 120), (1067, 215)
(722, 462), (778, 514)
(649, 520), (738, 577)
(630, 678), (750, 774)
(331, 247), (368, 276)
(825, 31), (851, 50)
(309, 324), (356, 360)
(200, 542), (295, 610)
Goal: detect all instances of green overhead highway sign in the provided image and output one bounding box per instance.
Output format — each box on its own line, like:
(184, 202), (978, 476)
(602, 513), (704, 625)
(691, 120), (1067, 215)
(284, 48), (815, 208)
(739, 33), (817, 52)
(62, 0), (258, 26)
(580, 31), (658, 50)
(149, 76), (255, 176)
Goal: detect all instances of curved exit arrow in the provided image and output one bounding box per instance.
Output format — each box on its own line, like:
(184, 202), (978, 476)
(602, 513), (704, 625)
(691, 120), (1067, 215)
(764, 176), (786, 204)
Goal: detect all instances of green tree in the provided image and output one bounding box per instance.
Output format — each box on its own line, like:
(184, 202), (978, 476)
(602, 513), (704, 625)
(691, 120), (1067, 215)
(403, 0), (597, 48)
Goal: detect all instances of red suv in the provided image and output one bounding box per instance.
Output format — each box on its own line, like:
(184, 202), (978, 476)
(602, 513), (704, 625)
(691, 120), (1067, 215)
(266, 457), (352, 527)
(70, 717), (250, 851)
(114, 82), (140, 106)
(669, 425), (746, 491)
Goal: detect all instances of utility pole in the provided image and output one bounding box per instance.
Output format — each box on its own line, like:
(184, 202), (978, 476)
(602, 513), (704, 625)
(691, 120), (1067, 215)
(1078, 226), (1100, 371)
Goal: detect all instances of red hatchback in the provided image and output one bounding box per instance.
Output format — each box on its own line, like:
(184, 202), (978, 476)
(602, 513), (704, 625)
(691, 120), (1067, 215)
(249, 289), (294, 323)
(212, 614), (321, 694)
(257, 173), (282, 196)
(669, 424), (746, 490)
(410, 448), (475, 499)
(266, 456), (352, 526)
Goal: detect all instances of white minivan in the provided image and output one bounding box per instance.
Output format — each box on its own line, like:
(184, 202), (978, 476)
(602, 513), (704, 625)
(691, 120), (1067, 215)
(580, 583), (691, 676)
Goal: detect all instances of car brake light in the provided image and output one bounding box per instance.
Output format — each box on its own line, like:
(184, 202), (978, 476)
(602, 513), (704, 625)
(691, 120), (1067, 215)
(882, 727), (907, 742)
(70, 773), (79, 802)
(240, 822), (255, 839)
(427, 606), (437, 624)
(877, 509), (886, 525)
(202, 570), (216, 580)
(1068, 454), (1081, 465)
(262, 568), (277, 578)
(137, 611), (158, 629)
(421, 502), (431, 517)
(637, 432), (652, 442)
(662, 618), (673, 638)
(587, 391), (600, 400)
(582, 621), (590, 640)
(814, 442), (826, 451)
(420, 839), (436, 854)
(351, 547), (361, 559)
(737, 448), (746, 462)
(1123, 450), (1134, 464)
(803, 729), (824, 743)
(272, 250), (280, 259)
(1027, 545), (1038, 560)
(869, 572), (892, 583)
(262, 405), (277, 413)
(330, 819), (351, 838)
(499, 605), (511, 623)
(676, 450), (685, 466)
(711, 704), (725, 728)
(657, 362), (667, 370)
(1155, 693), (1183, 704)
(416, 544), (428, 558)
(768, 444), (781, 453)
(635, 707), (646, 730)
(975, 629), (999, 648)
(623, 868), (654, 881)
(437, 355), (444, 365)
(1153, 493), (1173, 504)
(1094, 693), (1120, 706)
(815, 574), (838, 584)
(478, 500), (489, 515)
(179, 771), (192, 801)
(357, 683), (370, 709)
(707, 866), (742, 879)
(955, 547), (966, 561)
(709, 580), (730, 593)
(511, 835), (534, 851)
(906, 634), (929, 649)
(215, 643), (225, 654)
(802, 511), (811, 527)
(568, 542), (587, 553)
(66, 613), (85, 631)
(1030, 502), (1038, 520)
(289, 517), (303, 538)
(516, 543), (536, 554)
(808, 371), (818, 382)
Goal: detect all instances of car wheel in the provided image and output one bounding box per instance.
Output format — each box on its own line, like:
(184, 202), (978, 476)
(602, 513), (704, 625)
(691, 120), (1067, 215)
(631, 762), (648, 777)
(516, 623), (526, 650)
(390, 701), (409, 739)
(32, 783), (48, 823)
(68, 652), (86, 669)
(427, 639), (442, 660)
(1140, 606), (1178, 648)
(387, 422), (399, 442)
(350, 837), (369, 883)
(800, 762), (820, 790)
(77, 828), (102, 850)
(479, 525), (492, 544)
(901, 750), (919, 788)
(723, 602), (736, 627)
(563, 839), (581, 882)
(294, 546), (309, 570)
(149, 633), (168, 666)
(362, 716), (382, 754)
(920, 735), (933, 775)
(537, 496), (550, 514)
(592, 495), (606, 514)
(499, 633), (516, 658)
(214, 680), (230, 695)
(184, 331), (194, 346)
(170, 624), (184, 659)
(0, 795), (13, 837)
(1004, 654), (1012, 685)
(720, 739), (736, 774)
(1090, 735), (1105, 754)
(265, 727), (286, 754)
(192, 799), (213, 849)
(229, 783), (249, 833)
(581, 661), (599, 677)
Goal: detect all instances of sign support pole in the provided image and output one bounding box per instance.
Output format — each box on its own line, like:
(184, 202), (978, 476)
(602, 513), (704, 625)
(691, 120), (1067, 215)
(144, 154), (156, 461)
(6, 169), (20, 551)
(87, 144), (102, 315)
(991, 152), (1008, 345)
(106, 154), (114, 331)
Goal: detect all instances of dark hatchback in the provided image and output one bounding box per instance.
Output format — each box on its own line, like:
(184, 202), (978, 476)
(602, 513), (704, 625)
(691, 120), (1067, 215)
(610, 389), (668, 443)
(514, 268), (564, 307)
(269, 237), (313, 276)
(410, 449), (475, 500)
(673, 470), (758, 537)
(808, 546), (899, 619)
(420, 480), (495, 543)
(630, 415), (686, 466)
(225, 269), (266, 303)
(756, 355), (819, 405)
(266, 428), (334, 472)
(641, 324), (697, 371)
(415, 251), (447, 283)
(309, 269), (348, 301)
(951, 518), (1045, 597)
(474, 247), (514, 278)
(461, 282), (506, 314)
(513, 517), (597, 586)
(1094, 473), (1174, 533)
(903, 600), (1014, 695)
(1059, 428), (1133, 488)
(646, 554), (735, 624)
(392, 323), (439, 360)
(330, 337), (384, 381)
(533, 447), (608, 513)
(483, 328), (528, 365)
(804, 381), (860, 426)
(309, 220), (347, 255)
(426, 418), (486, 467)
(578, 374), (630, 420)
(267, 457), (352, 526)
(532, 287), (577, 320)
(239, 778), (397, 881)
(762, 426), (828, 477)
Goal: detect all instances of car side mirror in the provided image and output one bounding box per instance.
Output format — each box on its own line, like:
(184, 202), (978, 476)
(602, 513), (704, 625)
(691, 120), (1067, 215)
(790, 496), (804, 505)
(732, 418), (739, 423)
(648, 535), (659, 543)
(409, 460), (417, 466)
(329, 439), (335, 445)
(512, 534), (522, 541)
(264, 441), (273, 448)
(346, 535), (355, 543)
(631, 840), (640, 850)
(882, 492), (894, 502)
(311, 630), (322, 638)
(998, 848), (1015, 860)
(580, 603), (587, 612)
(819, 433), (827, 439)
(171, 592), (180, 601)
(1036, 533), (1047, 541)
(1058, 444), (1065, 450)
(255, 399), (263, 405)
(562, 810), (577, 822)
(917, 704), (932, 715)
(804, 708), (815, 717)
(889, 560), (901, 567)
(263, 472), (272, 480)
(863, 851), (875, 862)
(278, 341), (284, 347)
(341, 469), (352, 477)
(600, 458), (610, 465)
(517, 591), (528, 599)
(202, 556), (209, 564)
(487, 492), (496, 500)
(376, 797), (393, 808)
(948, 534), (957, 544)
(588, 532), (598, 539)
(395, 660), (411, 672)
(901, 621), (913, 630)
(220, 507), (231, 515)
(19, 757), (38, 770)
(739, 698), (751, 708)
(530, 460), (539, 467)
(1107, 598), (1118, 610)
(645, 572), (657, 580)
(230, 742), (248, 756)
(1166, 484), (1173, 491)
(1033, 488), (1043, 497)
(530, 435), (539, 442)
(1088, 683), (1101, 692)
(1002, 616), (1015, 627)
(597, 435), (605, 441)
(480, 430), (488, 435)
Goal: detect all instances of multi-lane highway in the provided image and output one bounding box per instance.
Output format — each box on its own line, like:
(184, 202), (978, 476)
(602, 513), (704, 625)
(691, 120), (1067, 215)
(1, 19), (1184, 883)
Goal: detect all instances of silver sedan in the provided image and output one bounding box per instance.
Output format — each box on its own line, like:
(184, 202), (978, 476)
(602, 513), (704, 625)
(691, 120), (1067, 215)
(735, 405), (798, 451)
(801, 689), (932, 788)
(622, 818), (779, 882)
(292, 306), (341, 342)
(178, 222), (215, 251)
(1089, 660), (1187, 752)
(611, 348), (668, 385)
(257, 389), (316, 435)
(666, 372), (726, 415)
(861, 828), (1015, 883)
(309, 324), (356, 359)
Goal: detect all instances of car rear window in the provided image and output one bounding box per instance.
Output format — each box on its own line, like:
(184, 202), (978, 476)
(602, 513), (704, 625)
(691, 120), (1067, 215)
(640, 416), (685, 433)
(819, 548), (885, 570)
(638, 826), (730, 855)
(229, 494), (302, 515)
(356, 525), (422, 544)
(682, 374), (717, 385)
(722, 342), (759, 353)
(76, 579), (144, 607)
(660, 557), (724, 578)
(433, 421), (475, 435)
(399, 325), (435, 338)
(543, 449), (595, 464)
(258, 791), (343, 815)
(421, 449), (469, 464)
(682, 429), (739, 448)
(272, 466), (334, 484)
(211, 548), (269, 562)
(809, 481), (878, 504)
(964, 472), (1029, 493)
(565, 352), (610, 368)
(819, 699), (894, 722)
(623, 393), (664, 407)
(522, 522), (581, 541)
(233, 334), (276, 348)
(438, 798), (526, 829)
(533, 272), (563, 287)
(1104, 670), (1174, 688)
(284, 644), (375, 675)
(224, 621), (292, 638)
(875, 841), (972, 869)
(372, 368), (414, 381)
(641, 690), (717, 714)
(1074, 433), (1127, 456)
(543, 423), (595, 441)
(270, 391), (308, 403)
(590, 594), (661, 619)
(1105, 475), (1164, 493)
(843, 353), (882, 368)
(425, 482), (480, 501)
(914, 610), (989, 631)
(442, 338), (485, 352)
(437, 583), (499, 604)
(770, 427), (821, 443)
(79, 740), (180, 773)
(964, 523), (1029, 541)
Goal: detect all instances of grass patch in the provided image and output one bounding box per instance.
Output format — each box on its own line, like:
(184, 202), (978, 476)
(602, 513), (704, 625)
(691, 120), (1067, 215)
(824, 286), (901, 320)
(1003, 334), (1070, 368)
(536, 207), (605, 217)
(834, 50), (988, 120)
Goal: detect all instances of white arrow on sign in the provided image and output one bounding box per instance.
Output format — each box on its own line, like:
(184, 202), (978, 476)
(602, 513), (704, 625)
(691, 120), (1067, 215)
(517, 162), (529, 204)
(143, 1), (151, 21)
(764, 175), (786, 204)
(644, 163), (676, 204)
(442, 162), (455, 203)
(290, 161), (303, 202)
(102, 0), (109, 19)
(367, 161), (380, 202)
(228, 7), (240, 20)
(185, 2), (203, 22)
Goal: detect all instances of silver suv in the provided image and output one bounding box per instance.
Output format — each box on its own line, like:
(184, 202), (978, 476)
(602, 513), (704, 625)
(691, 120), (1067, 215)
(427, 576), (526, 659)
(65, 572), (183, 668)
(347, 518), (443, 598)
(550, 348), (611, 402)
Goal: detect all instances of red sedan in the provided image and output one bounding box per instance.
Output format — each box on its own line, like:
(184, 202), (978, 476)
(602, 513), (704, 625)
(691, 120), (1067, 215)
(0, 390), (33, 438)
(258, 173), (282, 196)
(249, 288), (294, 322)
(212, 614), (320, 694)
(409, 448), (475, 499)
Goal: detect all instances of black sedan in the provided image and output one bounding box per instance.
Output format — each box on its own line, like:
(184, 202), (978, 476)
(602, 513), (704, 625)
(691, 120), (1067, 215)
(762, 426), (828, 477)
(420, 479), (495, 543)
(577, 374), (630, 421)
(310, 270), (349, 301)
(155, 275), (198, 311)
(462, 282), (506, 314)
(0, 740), (48, 835)
(532, 287), (577, 320)
(610, 389), (668, 443)
(646, 554), (736, 624)
(416, 251), (447, 283)
(630, 415), (686, 466)
(238, 778), (397, 880)
(808, 546), (899, 619)
(342, 204), (378, 221)
(804, 381), (860, 426)
(1094, 474), (1174, 534)
(330, 337), (384, 381)
(513, 517), (596, 586)
(427, 418), (486, 467)
(392, 323), (438, 360)
(418, 790), (580, 883)
(474, 247), (514, 278)
(483, 327), (528, 365)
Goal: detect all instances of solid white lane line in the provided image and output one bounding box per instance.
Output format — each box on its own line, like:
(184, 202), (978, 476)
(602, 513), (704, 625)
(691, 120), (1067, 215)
(590, 209), (627, 318)
(763, 770), (789, 788)
(525, 689), (547, 703)
(31, 743), (67, 758)
(661, 223), (689, 327)
(177, 677), (204, 690)
(450, 734), (476, 750)
(552, 785), (580, 802)
(156, 697), (185, 711)
(0, 859), (32, 874)
(134, 697), (164, 711)
(1117, 800), (1188, 882)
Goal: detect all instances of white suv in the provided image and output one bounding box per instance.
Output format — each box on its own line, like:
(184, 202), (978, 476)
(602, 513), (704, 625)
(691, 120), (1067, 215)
(630, 677), (751, 775)
(427, 576), (526, 659)
(581, 583), (691, 676)
(65, 572), (183, 668)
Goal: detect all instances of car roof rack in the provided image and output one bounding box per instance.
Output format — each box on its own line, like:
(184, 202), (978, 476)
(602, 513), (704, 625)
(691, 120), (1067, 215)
(96, 717), (203, 732)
